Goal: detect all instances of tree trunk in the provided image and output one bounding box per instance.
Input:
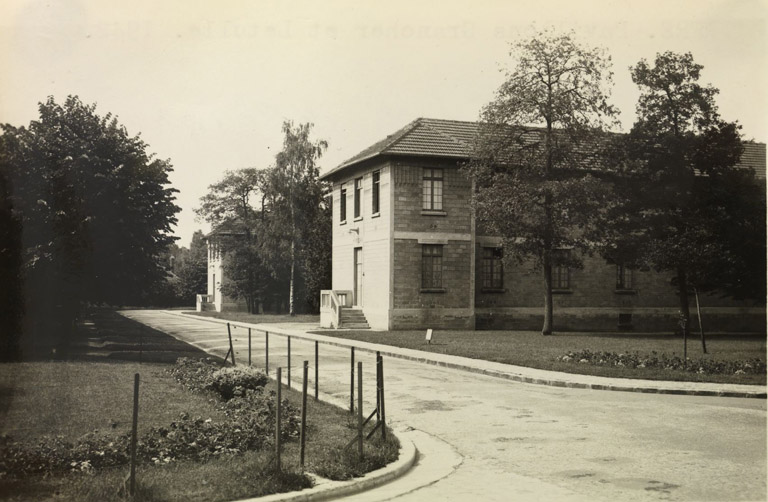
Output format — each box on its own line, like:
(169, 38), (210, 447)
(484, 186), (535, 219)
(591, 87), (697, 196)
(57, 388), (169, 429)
(542, 252), (554, 336)
(677, 267), (690, 362)
(289, 239), (295, 316)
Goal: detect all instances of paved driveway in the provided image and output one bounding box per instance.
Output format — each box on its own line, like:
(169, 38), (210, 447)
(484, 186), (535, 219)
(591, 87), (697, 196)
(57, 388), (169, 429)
(120, 310), (766, 502)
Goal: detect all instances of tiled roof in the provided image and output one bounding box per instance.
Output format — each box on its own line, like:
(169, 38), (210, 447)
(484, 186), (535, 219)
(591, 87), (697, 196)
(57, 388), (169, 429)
(320, 118), (766, 180)
(321, 118), (480, 180)
(739, 142), (766, 178)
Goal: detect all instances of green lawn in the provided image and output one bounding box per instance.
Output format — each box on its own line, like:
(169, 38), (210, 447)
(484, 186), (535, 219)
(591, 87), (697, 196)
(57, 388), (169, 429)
(187, 311), (319, 325)
(0, 310), (397, 502)
(312, 330), (767, 385)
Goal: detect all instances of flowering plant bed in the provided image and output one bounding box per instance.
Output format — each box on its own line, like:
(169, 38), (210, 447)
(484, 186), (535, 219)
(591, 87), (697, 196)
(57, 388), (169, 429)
(555, 349), (766, 376)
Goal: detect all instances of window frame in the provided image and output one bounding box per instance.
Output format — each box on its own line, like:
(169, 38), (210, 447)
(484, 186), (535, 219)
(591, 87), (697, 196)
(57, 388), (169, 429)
(372, 170), (380, 215)
(421, 244), (444, 290)
(482, 247), (504, 290)
(353, 177), (362, 219)
(616, 264), (635, 291)
(340, 185), (347, 223)
(552, 264), (570, 290)
(422, 168), (444, 211)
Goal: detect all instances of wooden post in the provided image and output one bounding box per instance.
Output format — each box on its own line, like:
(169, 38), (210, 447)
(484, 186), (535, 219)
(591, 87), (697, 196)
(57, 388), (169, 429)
(265, 331), (269, 375)
(357, 361), (363, 461)
(694, 287), (708, 354)
(314, 341), (319, 401)
(380, 355), (386, 440)
(350, 347), (355, 414)
(248, 328), (252, 366)
(300, 361), (308, 468)
(227, 323), (236, 366)
(275, 367), (282, 471)
(129, 373), (139, 496)
(287, 336), (291, 388)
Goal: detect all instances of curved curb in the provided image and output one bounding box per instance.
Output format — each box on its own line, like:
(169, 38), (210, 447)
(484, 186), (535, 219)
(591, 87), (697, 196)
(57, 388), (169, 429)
(157, 311), (766, 399)
(238, 428), (417, 502)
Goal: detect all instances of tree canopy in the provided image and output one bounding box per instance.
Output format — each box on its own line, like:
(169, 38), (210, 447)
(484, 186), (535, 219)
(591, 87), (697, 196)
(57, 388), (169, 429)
(0, 95), (180, 355)
(467, 30), (620, 335)
(613, 52), (762, 336)
(195, 121), (330, 314)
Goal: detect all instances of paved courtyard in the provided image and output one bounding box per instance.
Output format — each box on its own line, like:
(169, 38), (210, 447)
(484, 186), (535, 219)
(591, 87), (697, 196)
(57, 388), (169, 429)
(121, 310), (766, 502)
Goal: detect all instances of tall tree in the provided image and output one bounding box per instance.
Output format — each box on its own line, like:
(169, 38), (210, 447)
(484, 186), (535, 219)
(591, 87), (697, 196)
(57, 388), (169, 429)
(174, 230), (208, 304)
(467, 30), (619, 335)
(268, 121), (328, 316)
(620, 52), (751, 340)
(195, 169), (269, 313)
(0, 96), (179, 354)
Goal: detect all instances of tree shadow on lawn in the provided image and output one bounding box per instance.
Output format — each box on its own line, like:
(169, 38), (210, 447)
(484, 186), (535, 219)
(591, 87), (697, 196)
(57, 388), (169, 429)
(64, 309), (223, 364)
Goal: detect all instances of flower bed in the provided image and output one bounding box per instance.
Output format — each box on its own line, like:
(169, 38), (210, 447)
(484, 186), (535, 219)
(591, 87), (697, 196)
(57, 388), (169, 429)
(556, 349), (766, 375)
(1, 358), (299, 479)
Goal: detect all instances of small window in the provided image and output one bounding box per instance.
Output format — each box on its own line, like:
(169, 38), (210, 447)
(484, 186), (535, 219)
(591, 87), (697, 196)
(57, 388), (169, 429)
(553, 265), (570, 290)
(372, 170), (380, 214)
(616, 264), (634, 290)
(422, 168), (444, 210)
(618, 313), (633, 328)
(354, 177), (362, 218)
(340, 185), (347, 223)
(422, 244), (443, 289)
(482, 247), (504, 289)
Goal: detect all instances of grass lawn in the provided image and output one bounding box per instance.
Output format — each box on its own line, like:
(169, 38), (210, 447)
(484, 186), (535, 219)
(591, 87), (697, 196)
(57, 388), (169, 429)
(0, 310), (397, 502)
(187, 311), (319, 325)
(312, 330), (766, 385)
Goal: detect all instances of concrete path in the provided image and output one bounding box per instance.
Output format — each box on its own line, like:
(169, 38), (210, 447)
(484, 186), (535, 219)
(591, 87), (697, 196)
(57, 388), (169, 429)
(120, 310), (767, 502)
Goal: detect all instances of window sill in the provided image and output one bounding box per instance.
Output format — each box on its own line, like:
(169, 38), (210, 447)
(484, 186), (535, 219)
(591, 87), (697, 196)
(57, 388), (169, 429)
(614, 289), (637, 295)
(421, 210), (447, 216)
(552, 289), (573, 295)
(353, 216), (363, 222)
(340, 220), (347, 226)
(420, 288), (446, 294)
(481, 287), (506, 293)
(372, 212), (380, 219)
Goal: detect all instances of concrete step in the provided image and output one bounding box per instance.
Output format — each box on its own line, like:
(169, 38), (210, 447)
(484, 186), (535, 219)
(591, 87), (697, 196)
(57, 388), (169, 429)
(342, 322), (370, 329)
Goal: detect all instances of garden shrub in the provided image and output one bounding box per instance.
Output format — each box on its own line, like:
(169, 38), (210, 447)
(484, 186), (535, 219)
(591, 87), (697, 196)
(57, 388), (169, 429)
(169, 357), (269, 400)
(209, 366), (269, 400)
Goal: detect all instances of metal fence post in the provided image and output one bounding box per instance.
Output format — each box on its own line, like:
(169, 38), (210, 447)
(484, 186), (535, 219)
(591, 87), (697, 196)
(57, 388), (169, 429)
(287, 336), (291, 388)
(380, 355), (386, 440)
(376, 351), (381, 424)
(300, 361), (308, 469)
(248, 328), (252, 366)
(275, 367), (282, 471)
(227, 323), (236, 366)
(129, 373), (139, 496)
(265, 331), (269, 375)
(350, 346), (355, 414)
(314, 340), (319, 401)
(357, 361), (363, 460)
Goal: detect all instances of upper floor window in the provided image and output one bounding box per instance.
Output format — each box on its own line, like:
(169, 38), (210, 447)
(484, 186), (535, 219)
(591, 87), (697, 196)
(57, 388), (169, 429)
(354, 177), (362, 218)
(340, 185), (347, 223)
(422, 244), (443, 289)
(482, 247), (504, 289)
(553, 264), (570, 290)
(616, 264), (634, 290)
(372, 170), (380, 214)
(422, 168), (443, 210)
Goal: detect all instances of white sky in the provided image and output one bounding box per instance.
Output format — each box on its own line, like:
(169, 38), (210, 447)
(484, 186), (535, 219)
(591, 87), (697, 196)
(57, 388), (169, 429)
(2, 0), (766, 246)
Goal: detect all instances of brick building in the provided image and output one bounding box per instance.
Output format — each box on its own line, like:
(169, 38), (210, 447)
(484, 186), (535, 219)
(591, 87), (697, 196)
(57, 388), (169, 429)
(316, 117), (765, 332)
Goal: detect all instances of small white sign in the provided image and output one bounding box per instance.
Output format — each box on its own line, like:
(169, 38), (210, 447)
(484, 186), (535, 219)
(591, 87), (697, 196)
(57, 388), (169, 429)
(426, 329), (433, 344)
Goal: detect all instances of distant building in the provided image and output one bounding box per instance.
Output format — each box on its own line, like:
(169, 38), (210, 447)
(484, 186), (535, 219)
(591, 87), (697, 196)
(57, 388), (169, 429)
(319, 118), (766, 331)
(197, 223), (247, 312)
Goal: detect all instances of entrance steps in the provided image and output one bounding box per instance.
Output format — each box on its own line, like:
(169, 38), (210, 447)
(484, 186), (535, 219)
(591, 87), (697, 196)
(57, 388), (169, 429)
(339, 308), (370, 329)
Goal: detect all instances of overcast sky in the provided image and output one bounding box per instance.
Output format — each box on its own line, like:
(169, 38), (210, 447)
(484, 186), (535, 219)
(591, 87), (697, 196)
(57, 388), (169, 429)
(2, 0), (766, 246)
